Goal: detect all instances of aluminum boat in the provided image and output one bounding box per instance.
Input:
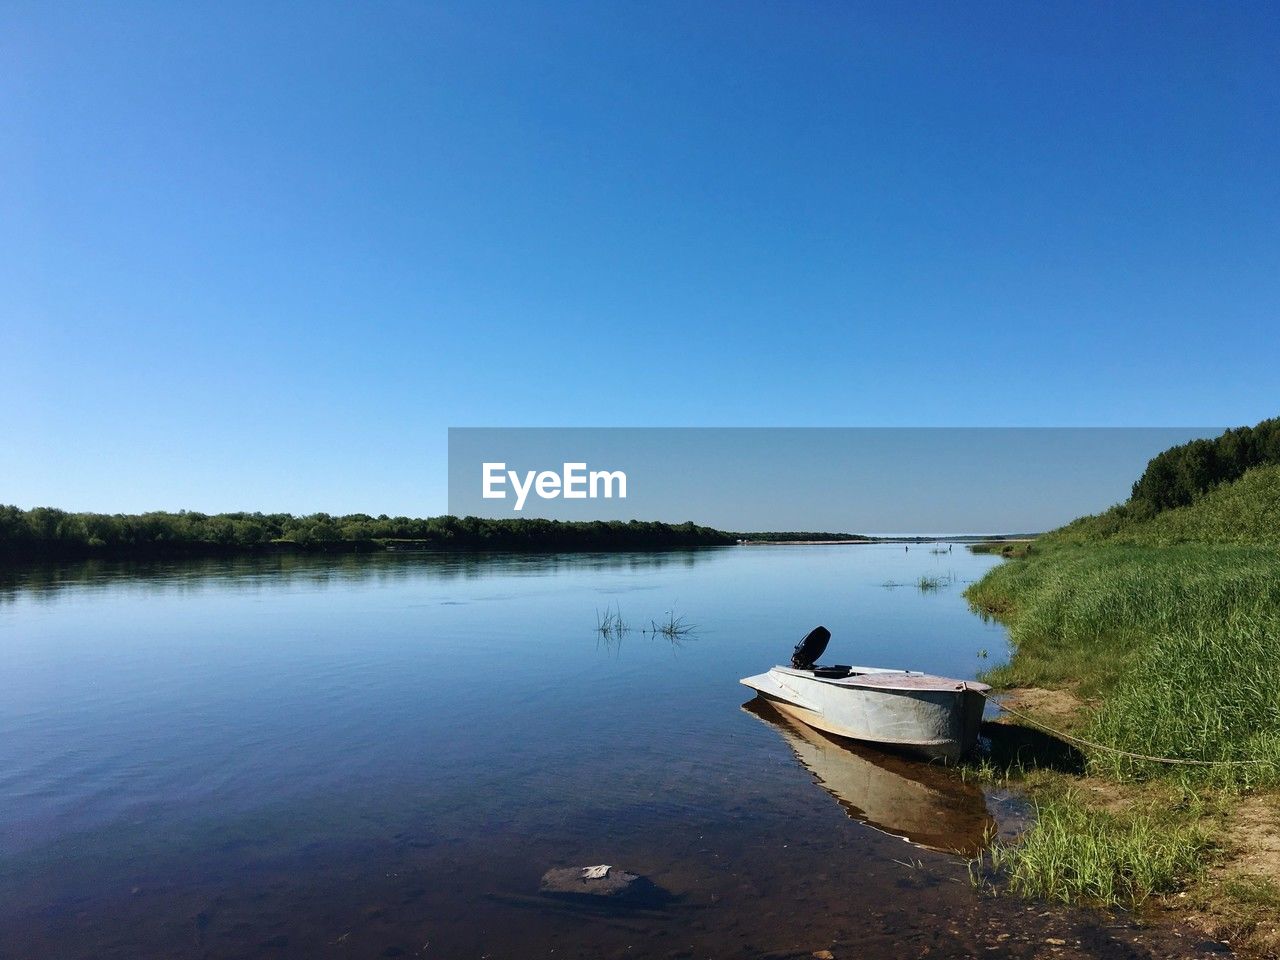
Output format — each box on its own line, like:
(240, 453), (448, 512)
(740, 626), (989, 761)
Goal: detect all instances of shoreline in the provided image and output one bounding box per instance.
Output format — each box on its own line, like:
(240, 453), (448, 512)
(739, 536), (1036, 546)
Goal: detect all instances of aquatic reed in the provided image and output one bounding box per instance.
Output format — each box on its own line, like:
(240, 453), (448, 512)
(647, 610), (695, 640)
(595, 603), (629, 639)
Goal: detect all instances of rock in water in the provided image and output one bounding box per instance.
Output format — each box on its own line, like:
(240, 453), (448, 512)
(538, 864), (669, 905)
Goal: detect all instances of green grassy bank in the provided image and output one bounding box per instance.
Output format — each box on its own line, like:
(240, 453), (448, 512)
(965, 428), (1280, 944)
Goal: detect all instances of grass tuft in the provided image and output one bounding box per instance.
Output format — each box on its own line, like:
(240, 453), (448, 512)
(981, 793), (1208, 908)
(646, 610), (696, 641)
(595, 603), (629, 639)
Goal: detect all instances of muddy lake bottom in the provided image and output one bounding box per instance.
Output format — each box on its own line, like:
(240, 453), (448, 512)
(0, 547), (1234, 958)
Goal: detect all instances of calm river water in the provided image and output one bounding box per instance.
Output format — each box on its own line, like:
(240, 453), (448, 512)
(0, 546), (1225, 959)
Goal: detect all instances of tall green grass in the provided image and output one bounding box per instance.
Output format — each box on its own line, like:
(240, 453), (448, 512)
(1090, 613), (1280, 784)
(968, 544), (1280, 784)
(967, 545), (1280, 702)
(985, 793), (1208, 908)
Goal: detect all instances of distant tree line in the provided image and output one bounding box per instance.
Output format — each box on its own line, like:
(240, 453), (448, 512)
(1130, 417), (1280, 513)
(0, 507), (735, 559)
(732, 531), (871, 542)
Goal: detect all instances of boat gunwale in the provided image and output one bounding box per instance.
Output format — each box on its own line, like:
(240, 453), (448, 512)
(769, 665), (992, 695)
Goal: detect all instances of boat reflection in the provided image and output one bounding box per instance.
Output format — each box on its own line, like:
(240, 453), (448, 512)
(742, 697), (995, 855)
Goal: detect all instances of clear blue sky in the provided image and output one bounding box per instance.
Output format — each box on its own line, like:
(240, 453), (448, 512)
(4, 2), (1278, 515)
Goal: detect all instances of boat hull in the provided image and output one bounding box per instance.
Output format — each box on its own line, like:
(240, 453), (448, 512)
(740, 667), (987, 761)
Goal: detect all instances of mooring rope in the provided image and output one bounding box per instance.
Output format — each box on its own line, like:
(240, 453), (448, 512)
(994, 701), (1275, 768)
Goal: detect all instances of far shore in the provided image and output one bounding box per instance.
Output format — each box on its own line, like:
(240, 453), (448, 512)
(0, 503), (1044, 562)
(739, 535), (1037, 546)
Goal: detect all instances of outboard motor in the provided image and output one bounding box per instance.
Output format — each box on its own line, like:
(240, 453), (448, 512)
(791, 625), (831, 669)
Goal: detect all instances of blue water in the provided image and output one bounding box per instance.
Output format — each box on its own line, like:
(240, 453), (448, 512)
(1, 545), (1022, 959)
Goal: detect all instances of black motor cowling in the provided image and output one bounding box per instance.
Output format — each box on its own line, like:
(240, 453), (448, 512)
(791, 625), (831, 669)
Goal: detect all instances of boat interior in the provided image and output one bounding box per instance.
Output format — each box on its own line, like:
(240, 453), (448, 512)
(809, 664), (887, 679)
